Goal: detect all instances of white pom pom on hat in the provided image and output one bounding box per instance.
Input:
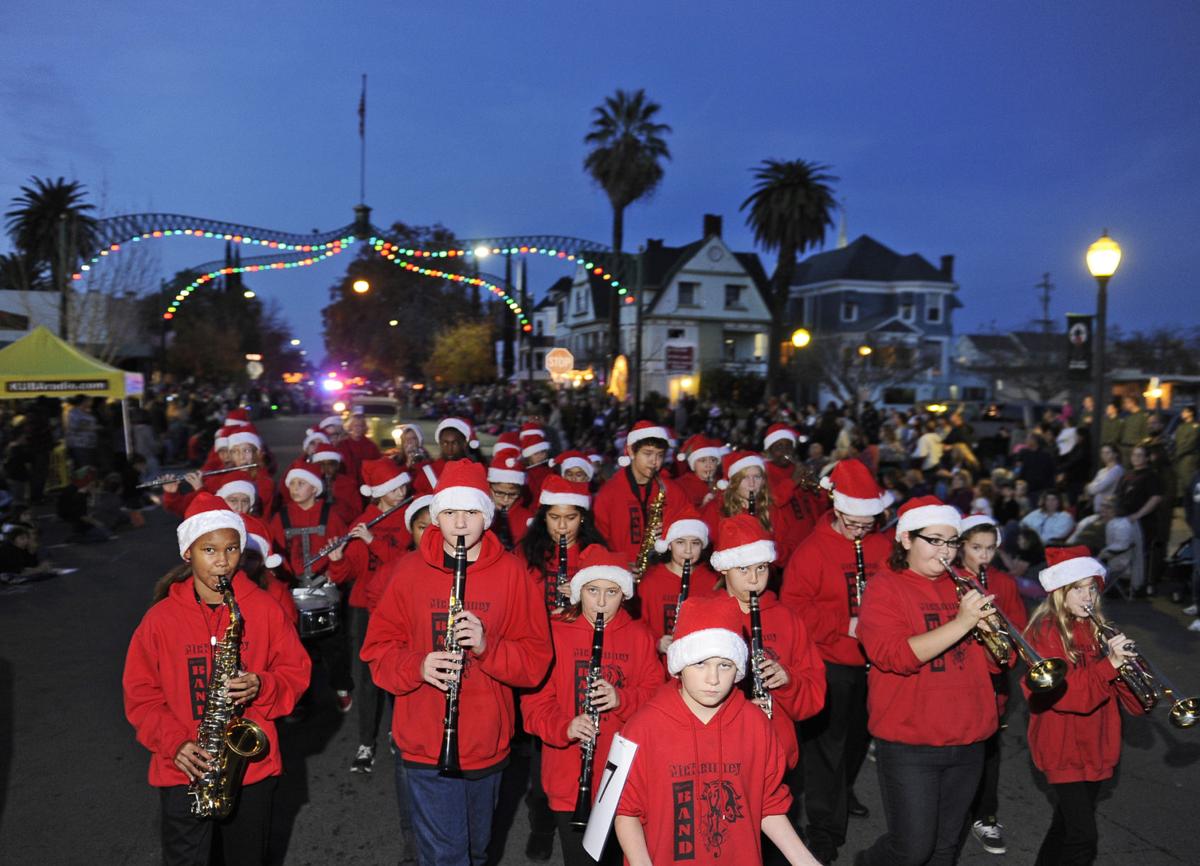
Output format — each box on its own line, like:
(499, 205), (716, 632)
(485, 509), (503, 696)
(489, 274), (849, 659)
(820, 460), (888, 517)
(358, 458), (410, 499)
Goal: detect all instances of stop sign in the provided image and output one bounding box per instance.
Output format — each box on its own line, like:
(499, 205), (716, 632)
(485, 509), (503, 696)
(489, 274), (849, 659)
(544, 347), (574, 375)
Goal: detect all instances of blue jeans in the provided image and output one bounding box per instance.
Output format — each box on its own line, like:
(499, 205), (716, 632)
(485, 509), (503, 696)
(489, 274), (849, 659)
(402, 764), (502, 866)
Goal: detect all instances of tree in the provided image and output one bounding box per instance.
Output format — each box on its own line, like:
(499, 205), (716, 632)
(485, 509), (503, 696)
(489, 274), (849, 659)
(4, 177), (98, 341)
(583, 88), (672, 361)
(424, 320), (497, 385)
(740, 159), (837, 396)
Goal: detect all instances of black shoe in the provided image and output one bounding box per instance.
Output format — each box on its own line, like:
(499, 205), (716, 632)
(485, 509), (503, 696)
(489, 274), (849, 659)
(525, 831), (554, 861)
(847, 791), (869, 818)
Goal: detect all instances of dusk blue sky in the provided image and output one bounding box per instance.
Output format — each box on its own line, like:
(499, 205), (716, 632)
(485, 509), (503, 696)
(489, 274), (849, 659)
(3, 1), (1197, 361)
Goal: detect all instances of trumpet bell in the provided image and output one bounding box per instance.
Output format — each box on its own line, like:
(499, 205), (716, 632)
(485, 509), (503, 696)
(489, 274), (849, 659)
(1026, 657), (1068, 693)
(1168, 697), (1200, 729)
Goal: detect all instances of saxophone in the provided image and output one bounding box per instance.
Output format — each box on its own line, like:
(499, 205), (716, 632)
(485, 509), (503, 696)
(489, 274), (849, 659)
(633, 480), (666, 582)
(188, 578), (269, 819)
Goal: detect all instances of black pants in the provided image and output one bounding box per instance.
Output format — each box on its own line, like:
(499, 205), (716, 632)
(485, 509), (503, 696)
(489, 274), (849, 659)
(860, 739), (984, 866)
(799, 662), (868, 853)
(159, 777), (276, 866)
(350, 604), (383, 746)
(970, 728), (1001, 821)
(552, 810), (619, 866)
(305, 595), (353, 694)
(526, 737), (556, 836)
(1035, 781), (1100, 866)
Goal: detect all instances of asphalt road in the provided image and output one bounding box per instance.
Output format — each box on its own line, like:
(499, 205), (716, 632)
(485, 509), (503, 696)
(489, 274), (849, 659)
(1, 414), (1197, 865)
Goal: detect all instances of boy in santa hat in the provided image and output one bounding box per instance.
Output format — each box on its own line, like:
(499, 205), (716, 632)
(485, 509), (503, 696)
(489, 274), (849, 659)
(339, 410), (383, 483)
(413, 417), (480, 496)
(309, 448), (362, 527)
(487, 453), (532, 551)
(123, 493), (310, 866)
(360, 459), (552, 866)
(613, 595), (820, 866)
(522, 434), (554, 503)
(779, 458), (891, 863)
(241, 512), (298, 624)
(593, 421), (686, 566)
(673, 435), (725, 510)
(215, 479), (257, 515)
(521, 545), (664, 866)
(638, 507), (721, 653)
(224, 429), (277, 516)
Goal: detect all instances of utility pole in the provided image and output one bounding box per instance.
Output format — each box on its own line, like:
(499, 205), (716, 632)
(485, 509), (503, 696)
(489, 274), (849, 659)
(501, 251), (514, 378)
(633, 247), (645, 414)
(1035, 272), (1055, 334)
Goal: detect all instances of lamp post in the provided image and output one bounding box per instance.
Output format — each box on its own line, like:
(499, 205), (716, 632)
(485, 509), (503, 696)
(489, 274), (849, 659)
(1086, 230), (1122, 468)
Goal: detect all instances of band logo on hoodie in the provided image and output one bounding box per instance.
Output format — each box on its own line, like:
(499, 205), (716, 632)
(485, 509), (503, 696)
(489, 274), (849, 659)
(671, 777), (745, 859)
(626, 505), (645, 546)
(574, 658), (626, 713)
(188, 656), (209, 719)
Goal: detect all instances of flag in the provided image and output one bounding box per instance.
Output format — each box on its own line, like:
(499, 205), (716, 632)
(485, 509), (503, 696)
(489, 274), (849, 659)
(358, 74), (366, 139)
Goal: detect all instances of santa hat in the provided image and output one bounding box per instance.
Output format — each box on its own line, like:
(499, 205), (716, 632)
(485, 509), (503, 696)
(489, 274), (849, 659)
(214, 432), (231, 451)
(430, 459), (494, 528)
(318, 415), (343, 431)
(359, 458), (411, 499)
(435, 417), (479, 449)
(492, 431), (520, 458)
(286, 466), (324, 495)
(240, 514), (282, 569)
(303, 428), (331, 451)
(715, 451), (765, 490)
(895, 495), (962, 539)
(215, 479), (257, 505)
(618, 420), (671, 468)
(522, 435), (551, 460)
(655, 507), (710, 553)
(666, 595), (748, 681)
(311, 449), (342, 464)
(224, 408), (251, 427)
(176, 492), (246, 559)
(1040, 545), (1106, 593)
(586, 450), (604, 466)
(487, 454), (527, 486)
(819, 460), (888, 517)
(550, 449), (595, 480)
(519, 422), (545, 441)
(763, 423), (797, 451)
(395, 423), (423, 446)
(678, 435), (725, 470)
(539, 474), (591, 510)
(959, 514), (998, 535)
(568, 544), (634, 604)
(227, 430), (262, 451)
(404, 494), (434, 532)
(709, 514), (776, 572)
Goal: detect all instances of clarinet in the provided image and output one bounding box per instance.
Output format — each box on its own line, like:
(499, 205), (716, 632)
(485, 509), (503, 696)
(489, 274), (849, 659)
(494, 507), (515, 551)
(672, 557), (692, 635)
(747, 491), (757, 517)
(438, 535), (467, 776)
(547, 533), (568, 613)
(749, 590), (772, 719)
(570, 611), (606, 828)
(854, 537), (866, 609)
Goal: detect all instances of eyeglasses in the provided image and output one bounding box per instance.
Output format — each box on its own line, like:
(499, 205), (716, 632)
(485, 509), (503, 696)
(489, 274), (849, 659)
(837, 515), (877, 532)
(912, 533), (961, 549)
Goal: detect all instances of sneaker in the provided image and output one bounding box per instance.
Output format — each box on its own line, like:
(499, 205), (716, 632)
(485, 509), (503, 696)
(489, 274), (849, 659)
(336, 690), (353, 713)
(1187, 619), (1200, 633)
(971, 819), (1007, 854)
(350, 744), (375, 773)
(1183, 604), (1198, 616)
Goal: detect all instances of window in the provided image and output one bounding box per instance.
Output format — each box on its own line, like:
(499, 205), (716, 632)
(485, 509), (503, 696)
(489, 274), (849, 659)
(574, 289), (586, 315)
(840, 300), (859, 322)
(724, 284), (743, 309)
(677, 282), (699, 306)
(926, 294), (943, 323)
(556, 300), (565, 321)
(899, 302), (915, 322)
(535, 319), (544, 335)
(723, 337), (736, 361)
(668, 327), (686, 339)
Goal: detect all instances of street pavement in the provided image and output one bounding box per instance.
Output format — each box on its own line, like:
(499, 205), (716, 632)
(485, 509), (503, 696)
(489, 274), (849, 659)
(0, 413), (1197, 865)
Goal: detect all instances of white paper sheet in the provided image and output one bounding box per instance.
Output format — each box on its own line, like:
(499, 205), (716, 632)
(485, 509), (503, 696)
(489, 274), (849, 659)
(582, 732), (639, 861)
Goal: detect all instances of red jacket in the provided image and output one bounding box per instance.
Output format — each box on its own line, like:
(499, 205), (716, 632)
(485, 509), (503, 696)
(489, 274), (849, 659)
(726, 591), (827, 768)
(516, 540), (588, 614)
(490, 503), (533, 552)
(340, 503), (412, 608)
(122, 572), (311, 787)
(268, 499), (350, 582)
(636, 561), (722, 646)
(1023, 618), (1145, 783)
(593, 470), (686, 565)
(674, 471), (715, 510)
(765, 460), (796, 505)
(361, 527), (553, 771)
(858, 566), (999, 746)
(780, 519), (891, 666)
(208, 468), (276, 522)
(521, 609), (664, 812)
(338, 435), (382, 483)
(262, 573), (299, 624)
(615, 685), (793, 865)
(525, 463), (552, 503)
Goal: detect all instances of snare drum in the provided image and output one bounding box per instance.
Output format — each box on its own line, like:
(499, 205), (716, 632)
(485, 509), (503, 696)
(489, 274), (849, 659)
(293, 583), (341, 638)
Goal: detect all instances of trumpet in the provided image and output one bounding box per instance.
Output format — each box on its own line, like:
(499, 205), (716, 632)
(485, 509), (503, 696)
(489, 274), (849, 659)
(137, 463), (260, 490)
(1084, 604), (1199, 729)
(941, 559), (1067, 693)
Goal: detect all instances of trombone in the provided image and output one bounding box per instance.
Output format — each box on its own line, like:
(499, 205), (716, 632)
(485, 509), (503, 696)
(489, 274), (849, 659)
(941, 559), (1067, 693)
(1084, 604), (1199, 729)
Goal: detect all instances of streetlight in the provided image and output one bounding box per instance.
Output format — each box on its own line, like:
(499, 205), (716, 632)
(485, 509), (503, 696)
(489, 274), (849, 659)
(352, 279), (370, 294)
(791, 328), (812, 349)
(290, 338), (301, 346)
(857, 344), (872, 357)
(1086, 230), (1121, 466)
(243, 289), (255, 299)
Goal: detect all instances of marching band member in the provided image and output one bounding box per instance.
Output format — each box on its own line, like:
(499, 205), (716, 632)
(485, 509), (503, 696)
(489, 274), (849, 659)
(672, 434), (725, 509)
(487, 453), (532, 551)
(338, 411), (382, 484)
(240, 513), (298, 624)
(856, 497), (1001, 866)
(310, 448), (363, 527)
(550, 449), (596, 488)
(701, 450), (801, 568)
(780, 459), (891, 864)
(361, 459), (552, 866)
(638, 507), (721, 653)
(224, 429), (276, 519)
(1023, 547), (1145, 866)
(521, 545), (664, 866)
(123, 493), (310, 866)
(518, 474), (608, 615)
(594, 421), (686, 565)
(763, 424), (800, 504)
(522, 434), (554, 503)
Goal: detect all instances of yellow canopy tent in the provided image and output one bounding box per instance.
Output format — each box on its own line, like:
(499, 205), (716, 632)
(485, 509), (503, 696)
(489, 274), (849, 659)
(0, 325), (145, 452)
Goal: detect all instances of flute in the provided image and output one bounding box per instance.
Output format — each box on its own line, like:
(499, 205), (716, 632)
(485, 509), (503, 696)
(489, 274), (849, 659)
(137, 464), (259, 490)
(301, 496), (412, 571)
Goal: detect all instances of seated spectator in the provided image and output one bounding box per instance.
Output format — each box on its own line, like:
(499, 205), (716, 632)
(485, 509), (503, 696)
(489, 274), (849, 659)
(0, 522), (54, 584)
(993, 481), (1021, 526)
(1020, 490), (1076, 545)
(945, 469), (974, 514)
(55, 467), (114, 544)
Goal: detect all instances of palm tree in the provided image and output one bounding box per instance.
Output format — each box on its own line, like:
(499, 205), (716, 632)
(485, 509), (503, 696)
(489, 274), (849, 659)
(740, 159), (838, 395)
(583, 89), (671, 360)
(5, 176), (98, 340)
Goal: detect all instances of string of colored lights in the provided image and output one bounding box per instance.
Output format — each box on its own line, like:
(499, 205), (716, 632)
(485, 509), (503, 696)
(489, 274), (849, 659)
(162, 238), (356, 319)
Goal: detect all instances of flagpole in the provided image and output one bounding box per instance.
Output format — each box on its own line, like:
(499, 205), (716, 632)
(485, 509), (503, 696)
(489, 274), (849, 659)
(359, 73), (367, 204)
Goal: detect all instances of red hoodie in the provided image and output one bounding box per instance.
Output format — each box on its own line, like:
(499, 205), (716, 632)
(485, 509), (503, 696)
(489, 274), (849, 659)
(268, 499), (350, 583)
(698, 498), (801, 567)
(615, 685), (793, 865)
(207, 468), (276, 522)
(857, 566), (999, 746)
(122, 572), (311, 787)
(637, 562), (722, 646)
(594, 470), (687, 564)
(521, 609), (664, 812)
(338, 435), (382, 483)
(515, 540), (587, 614)
(779, 519), (892, 666)
(360, 526), (553, 771)
(726, 591), (827, 768)
(340, 502), (413, 608)
(1023, 618), (1146, 783)
(673, 470), (714, 510)
(490, 503), (533, 551)
(525, 463), (552, 503)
